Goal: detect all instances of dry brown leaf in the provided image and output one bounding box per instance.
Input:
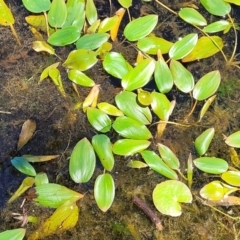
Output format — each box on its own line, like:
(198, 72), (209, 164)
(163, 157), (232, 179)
(205, 196), (240, 206)
(17, 119), (36, 150)
(22, 155), (59, 163)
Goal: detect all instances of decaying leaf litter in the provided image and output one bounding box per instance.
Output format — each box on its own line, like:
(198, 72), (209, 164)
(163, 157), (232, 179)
(1, 0), (240, 239)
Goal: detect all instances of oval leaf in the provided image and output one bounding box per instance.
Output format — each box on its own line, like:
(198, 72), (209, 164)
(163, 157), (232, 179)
(97, 102), (124, 117)
(11, 157), (36, 176)
(169, 33), (198, 60)
(63, 49), (97, 70)
(115, 91), (152, 125)
(195, 128), (215, 156)
(170, 59), (194, 93)
(69, 138), (96, 183)
(193, 70), (221, 101)
(141, 150), (178, 179)
(92, 134), (114, 171)
(94, 173), (115, 212)
(203, 20), (231, 33)
(200, 0), (231, 16)
(221, 171), (240, 187)
(68, 69), (95, 87)
(87, 107), (112, 133)
(179, 8), (207, 26)
(225, 131), (240, 148)
(137, 37), (173, 55)
(200, 181), (225, 200)
(113, 116), (152, 140)
(124, 15), (158, 41)
(86, 0), (98, 25)
(48, 26), (81, 46)
(35, 183), (83, 208)
(22, 0), (51, 13)
(122, 58), (155, 91)
(113, 139), (150, 156)
(154, 59), (173, 93)
(193, 157), (228, 174)
(153, 180), (192, 216)
(158, 144), (180, 170)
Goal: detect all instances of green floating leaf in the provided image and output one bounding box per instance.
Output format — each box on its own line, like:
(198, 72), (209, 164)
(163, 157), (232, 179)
(98, 16), (118, 33)
(178, 8), (207, 26)
(86, 0), (98, 25)
(203, 20), (231, 33)
(76, 33), (110, 50)
(141, 150), (178, 179)
(63, 0), (85, 28)
(92, 134), (114, 171)
(118, 0), (132, 8)
(124, 15), (158, 41)
(122, 58), (155, 91)
(169, 33), (198, 60)
(193, 157), (228, 174)
(63, 49), (98, 71)
(225, 131), (240, 148)
(35, 183), (83, 208)
(69, 138), (96, 183)
(170, 59), (194, 93)
(68, 69), (95, 87)
(35, 172), (49, 186)
(137, 89), (153, 106)
(224, 0), (240, 5)
(97, 102), (124, 117)
(0, 228), (26, 240)
(182, 36), (223, 62)
(153, 180), (192, 216)
(158, 144), (180, 170)
(48, 26), (81, 46)
(22, 0), (51, 13)
(127, 160), (148, 168)
(195, 128), (215, 156)
(11, 157), (36, 177)
(137, 37), (173, 55)
(94, 173), (115, 212)
(113, 139), (150, 156)
(113, 116), (152, 140)
(200, 180), (238, 200)
(154, 59), (173, 93)
(193, 70), (221, 101)
(200, 0), (231, 16)
(48, 0), (67, 28)
(151, 92), (172, 121)
(8, 177), (35, 203)
(28, 201), (79, 239)
(87, 107), (112, 133)
(103, 52), (130, 79)
(222, 171), (240, 187)
(115, 91), (152, 125)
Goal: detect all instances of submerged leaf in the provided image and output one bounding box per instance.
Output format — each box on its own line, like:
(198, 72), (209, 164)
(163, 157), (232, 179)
(11, 157), (36, 177)
(17, 119), (36, 150)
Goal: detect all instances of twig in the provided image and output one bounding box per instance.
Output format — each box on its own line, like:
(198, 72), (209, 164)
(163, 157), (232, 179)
(0, 111), (11, 114)
(133, 196), (163, 231)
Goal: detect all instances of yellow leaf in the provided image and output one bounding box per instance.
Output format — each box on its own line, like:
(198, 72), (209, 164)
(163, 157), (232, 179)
(22, 155), (59, 163)
(229, 147), (240, 168)
(29, 27), (44, 40)
(28, 201), (79, 240)
(32, 41), (55, 55)
(110, 8), (125, 41)
(182, 36), (223, 62)
(8, 177), (35, 203)
(39, 62), (60, 82)
(82, 85), (100, 112)
(49, 68), (66, 97)
(17, 119), (36, 151)
(0, 0), (14, 26)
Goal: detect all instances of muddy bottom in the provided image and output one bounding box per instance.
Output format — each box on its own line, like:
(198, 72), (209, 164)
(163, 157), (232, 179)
(1, 0), (240, 239)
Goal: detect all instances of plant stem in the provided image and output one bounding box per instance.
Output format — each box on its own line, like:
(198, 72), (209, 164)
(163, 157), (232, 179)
(154, 0), (177, 16)
(184, 99), (198, 123)
(10, 24), (21, 46)
(133, 196), (163, 231)
(44, 11), (50, 37)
